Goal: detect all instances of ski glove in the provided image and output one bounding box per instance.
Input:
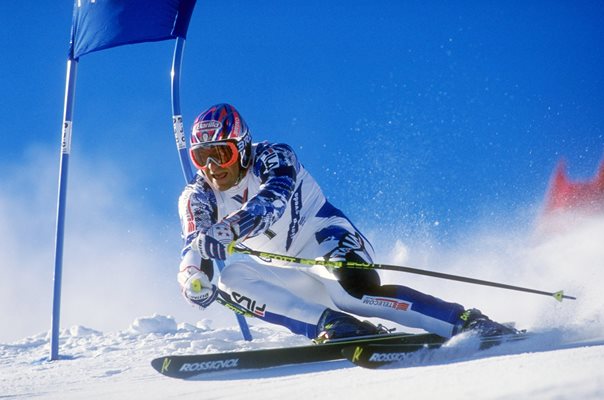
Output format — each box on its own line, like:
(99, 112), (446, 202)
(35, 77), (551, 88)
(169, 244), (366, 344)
(178, 266), (218, 309)
(192, 221), (235, 260)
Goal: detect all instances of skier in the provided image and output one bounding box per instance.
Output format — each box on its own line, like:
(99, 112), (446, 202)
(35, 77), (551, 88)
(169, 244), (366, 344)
(177, 103), (517, 341)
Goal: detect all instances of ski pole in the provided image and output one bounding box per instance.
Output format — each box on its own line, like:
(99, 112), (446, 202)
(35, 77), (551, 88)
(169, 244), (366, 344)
(228, 245), (576, 302)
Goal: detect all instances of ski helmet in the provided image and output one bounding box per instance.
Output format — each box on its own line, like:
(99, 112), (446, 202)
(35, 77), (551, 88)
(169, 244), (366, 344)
(190, 103), (252, 169)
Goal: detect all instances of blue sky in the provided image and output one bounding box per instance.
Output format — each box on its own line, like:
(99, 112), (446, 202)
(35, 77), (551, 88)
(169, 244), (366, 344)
(3, 2), (603, 239)
(1, 1), (603, 341)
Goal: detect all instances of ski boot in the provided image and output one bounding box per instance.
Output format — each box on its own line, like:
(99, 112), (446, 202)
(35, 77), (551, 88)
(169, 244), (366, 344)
(456, 308), (519, 338)
(315, 309), (386, 343)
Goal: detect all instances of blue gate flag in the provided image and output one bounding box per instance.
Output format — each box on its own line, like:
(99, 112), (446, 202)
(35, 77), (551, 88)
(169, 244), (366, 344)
(70, 0), (197, 59)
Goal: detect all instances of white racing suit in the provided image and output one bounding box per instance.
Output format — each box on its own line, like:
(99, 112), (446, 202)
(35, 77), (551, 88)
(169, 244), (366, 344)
(178, 142), (465, 339)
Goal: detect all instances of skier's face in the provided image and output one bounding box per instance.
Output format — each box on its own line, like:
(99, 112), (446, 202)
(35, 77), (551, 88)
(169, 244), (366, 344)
(204, 159), (241, 191)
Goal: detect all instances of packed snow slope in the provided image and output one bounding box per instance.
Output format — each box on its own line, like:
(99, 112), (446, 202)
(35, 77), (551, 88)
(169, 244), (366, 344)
(2, 317), (604, 400)
(2, 215), (604, 399)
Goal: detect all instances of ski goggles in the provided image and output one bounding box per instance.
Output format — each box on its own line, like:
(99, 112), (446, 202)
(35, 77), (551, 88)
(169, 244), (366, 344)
(190, 141), (239, 170)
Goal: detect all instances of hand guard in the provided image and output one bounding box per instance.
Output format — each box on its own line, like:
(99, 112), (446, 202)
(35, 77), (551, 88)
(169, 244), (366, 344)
(192, 221), (235, 260)
(177, 266), (218, 309)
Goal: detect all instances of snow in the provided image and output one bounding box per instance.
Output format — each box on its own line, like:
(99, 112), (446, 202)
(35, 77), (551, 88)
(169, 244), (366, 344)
(2, 316), (604, 399)
(2, 203), (604, 398)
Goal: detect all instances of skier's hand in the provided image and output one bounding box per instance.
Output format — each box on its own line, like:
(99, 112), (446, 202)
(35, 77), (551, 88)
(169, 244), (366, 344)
(178, 266), (218, 309)
(192, 221), (234, 260)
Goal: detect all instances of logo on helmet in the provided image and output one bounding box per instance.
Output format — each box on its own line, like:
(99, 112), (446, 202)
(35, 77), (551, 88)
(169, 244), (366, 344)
(193, 120), (222, 143)
(197, 120), (222, 130)
(236, 131), (251, 152)
(232, 116), (241, 138)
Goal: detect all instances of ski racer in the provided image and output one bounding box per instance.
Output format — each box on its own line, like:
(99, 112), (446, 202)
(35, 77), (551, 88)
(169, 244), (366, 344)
(177, 103), (518, 341)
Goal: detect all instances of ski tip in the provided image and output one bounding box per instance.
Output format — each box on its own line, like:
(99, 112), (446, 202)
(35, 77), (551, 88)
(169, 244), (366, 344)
(151, 356), (173, 376)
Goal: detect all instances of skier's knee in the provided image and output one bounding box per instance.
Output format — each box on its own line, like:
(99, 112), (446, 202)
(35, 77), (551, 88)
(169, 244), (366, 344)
(329, 252), (381, 298)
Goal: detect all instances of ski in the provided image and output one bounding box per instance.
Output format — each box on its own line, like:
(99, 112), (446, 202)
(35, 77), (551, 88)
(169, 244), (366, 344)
(342, 332), (529, 369)
(151, 331), (444, 379)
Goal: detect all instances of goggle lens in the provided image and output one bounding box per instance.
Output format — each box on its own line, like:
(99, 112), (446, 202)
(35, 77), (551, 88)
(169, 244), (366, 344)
(191, 141), (239, 170)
